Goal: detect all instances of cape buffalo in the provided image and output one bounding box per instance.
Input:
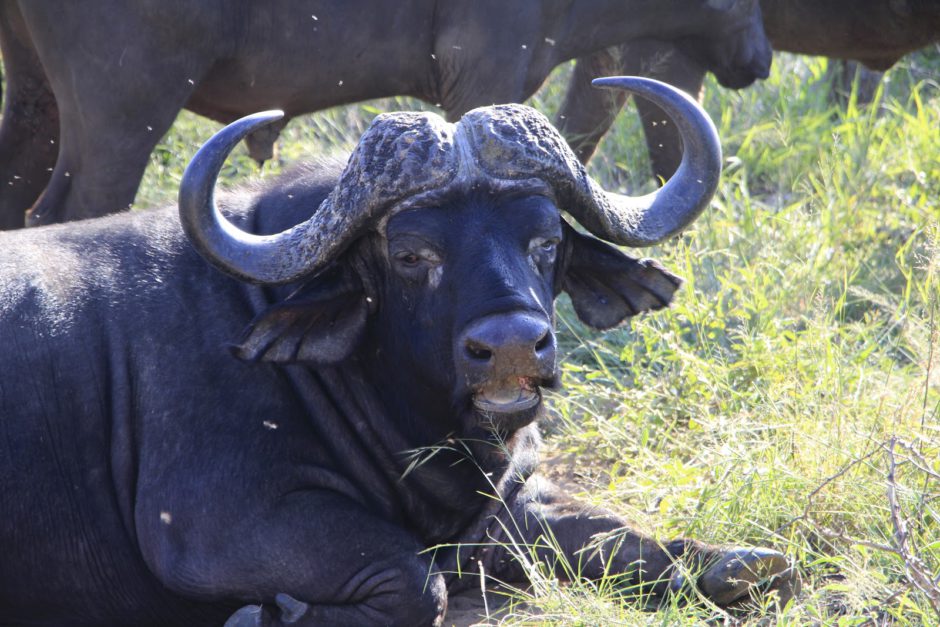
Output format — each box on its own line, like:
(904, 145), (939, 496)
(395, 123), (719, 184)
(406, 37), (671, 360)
(0, 0), (771, 230)
(558, 0), (940, 176)
(0, 78), (797, 626)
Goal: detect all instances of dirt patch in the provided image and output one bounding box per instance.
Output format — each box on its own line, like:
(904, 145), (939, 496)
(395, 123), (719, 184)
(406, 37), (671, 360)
(444, 586), (535, 627)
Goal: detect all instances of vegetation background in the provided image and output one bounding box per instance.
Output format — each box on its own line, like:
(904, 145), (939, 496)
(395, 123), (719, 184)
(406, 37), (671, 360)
(7, 45), (940, 624)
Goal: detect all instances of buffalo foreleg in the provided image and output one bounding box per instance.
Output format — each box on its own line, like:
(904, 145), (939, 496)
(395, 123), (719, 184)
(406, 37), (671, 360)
(141, 489), (446, 627)
(0, 0), (59, 230)
(484, 475), (799, 609)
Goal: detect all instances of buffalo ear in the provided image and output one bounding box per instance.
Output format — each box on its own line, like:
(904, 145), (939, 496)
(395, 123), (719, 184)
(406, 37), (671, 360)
(562, 226), (683, 330)
(232, 267), (367, 365)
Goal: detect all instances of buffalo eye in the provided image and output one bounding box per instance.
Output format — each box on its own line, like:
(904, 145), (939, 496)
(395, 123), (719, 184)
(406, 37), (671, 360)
(528, 237), (560, 270)
(390, 246), (443, 282)
(393, 249), (440, 266)
(396, 252), (422, 267)
(527, 236), (560, 280)
(538, 238), (559, 252)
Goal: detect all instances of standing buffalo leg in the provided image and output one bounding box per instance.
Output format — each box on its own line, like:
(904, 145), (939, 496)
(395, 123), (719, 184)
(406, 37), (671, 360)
(24, 75), (198, 225)
(13, 3), (212, 225)
(825, 59), (883, 106)
(557, 40), (708, 181)
(0, 0), (58, 230)
(26, 102), (180, 225)
(631, 42), (708, 182)
(555, 47), (632, 165)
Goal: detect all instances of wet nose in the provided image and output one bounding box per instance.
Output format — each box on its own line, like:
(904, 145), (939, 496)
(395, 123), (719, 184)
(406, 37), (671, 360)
(456, 312), (556, 383)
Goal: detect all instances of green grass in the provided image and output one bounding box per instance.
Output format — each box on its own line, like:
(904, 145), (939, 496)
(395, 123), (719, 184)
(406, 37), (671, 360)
(542, 52), (940, 624)
(29, 46), (940, 624)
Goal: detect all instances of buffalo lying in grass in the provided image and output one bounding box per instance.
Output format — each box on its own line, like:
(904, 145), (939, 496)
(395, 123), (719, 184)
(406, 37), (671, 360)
(0, 0), (771, 229)
(0, 78), (797, 625)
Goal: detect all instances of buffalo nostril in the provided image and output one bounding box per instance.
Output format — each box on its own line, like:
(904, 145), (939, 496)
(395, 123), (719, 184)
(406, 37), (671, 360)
(534, 331), (551, 353)
(458, 312), (553, 374)
(465, 341), (493, 362)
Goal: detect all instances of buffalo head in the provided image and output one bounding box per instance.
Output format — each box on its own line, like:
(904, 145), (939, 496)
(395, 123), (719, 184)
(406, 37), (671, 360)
(682, 0), (773, 89)
(178, 77), (720, 436)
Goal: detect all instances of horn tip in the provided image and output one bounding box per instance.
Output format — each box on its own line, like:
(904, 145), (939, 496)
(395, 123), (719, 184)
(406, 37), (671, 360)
(248, 109), (286, 123)
(591, 76), (656, 90)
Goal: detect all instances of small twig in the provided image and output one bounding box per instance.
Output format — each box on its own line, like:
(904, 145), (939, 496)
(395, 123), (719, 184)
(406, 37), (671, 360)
(921, 225), (938, 430)
(889, 437), (940, 523)
(885, 439), (909, 555)
(795, 437), (940, 618)
(813, 524), (899, 556)
(890, 439), (940, 482)
(880, 581), (916, 607)
(884, 438), (940, 618)
(773, 446), (882, 536)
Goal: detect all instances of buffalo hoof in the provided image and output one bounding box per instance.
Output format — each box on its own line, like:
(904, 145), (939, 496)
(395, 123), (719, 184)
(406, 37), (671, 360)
(672, 547), (800, 609)
(224, 594), (310, 627)
(224, 605), (268, 627)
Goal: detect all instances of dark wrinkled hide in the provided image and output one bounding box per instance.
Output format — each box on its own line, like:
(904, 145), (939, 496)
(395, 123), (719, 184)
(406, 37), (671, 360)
(0, 160), (681, 626)
(559, 0), (940, 176)
(0, 0), (770, 228)
(0, 151), (798, 624)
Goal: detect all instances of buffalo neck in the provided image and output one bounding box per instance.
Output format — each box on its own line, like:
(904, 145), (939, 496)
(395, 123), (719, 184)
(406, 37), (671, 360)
(324, 349), (524, 545)
(355, 323), (526, 481)
(357, 328), (465, 447)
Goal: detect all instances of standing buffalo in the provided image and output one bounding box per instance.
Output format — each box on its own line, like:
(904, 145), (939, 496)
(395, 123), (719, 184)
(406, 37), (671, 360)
(0, 78), (797, 625)
(559, 0), (940, 178)
(0, 0), (771, 229)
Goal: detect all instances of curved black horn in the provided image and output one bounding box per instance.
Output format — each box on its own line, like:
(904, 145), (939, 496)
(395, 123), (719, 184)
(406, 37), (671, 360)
(179, 110), (328, 285)
(180, 108), (463, 286)
(577, 76), (721, 246)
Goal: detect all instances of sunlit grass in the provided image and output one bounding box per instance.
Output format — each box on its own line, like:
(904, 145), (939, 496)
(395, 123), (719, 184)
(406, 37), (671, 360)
(110, 47), (940, 624)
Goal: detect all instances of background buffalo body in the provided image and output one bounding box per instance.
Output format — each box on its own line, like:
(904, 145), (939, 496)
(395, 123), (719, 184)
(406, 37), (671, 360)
(0, 0), (770, 228)
(558, 0), (940, 177)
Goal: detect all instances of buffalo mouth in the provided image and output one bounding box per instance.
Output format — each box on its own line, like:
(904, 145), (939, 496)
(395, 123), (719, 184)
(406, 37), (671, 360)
(472, 377), (542, 415)
(714, 67), (764, 90)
